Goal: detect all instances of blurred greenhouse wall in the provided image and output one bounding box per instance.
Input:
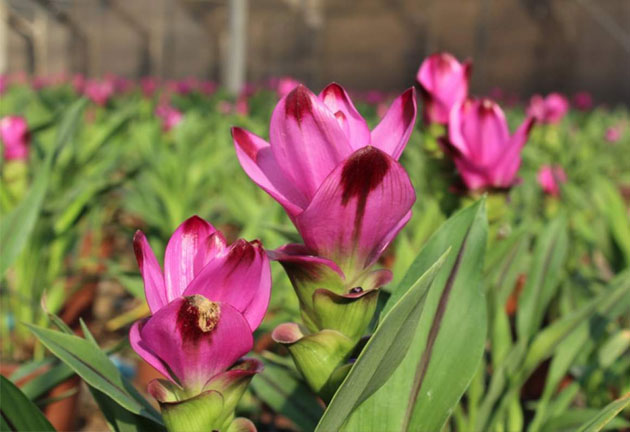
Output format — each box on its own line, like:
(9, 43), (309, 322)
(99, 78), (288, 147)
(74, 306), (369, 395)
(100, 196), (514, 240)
(2, 0), (629, 103)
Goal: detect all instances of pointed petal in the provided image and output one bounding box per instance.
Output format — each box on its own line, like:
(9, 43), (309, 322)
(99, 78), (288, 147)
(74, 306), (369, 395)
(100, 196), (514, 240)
(129, 319), (172, 381)
(270, 85), (353, 200)
(164, 216), (223, 302)
(232, 127), (308, 218)
(490, 116), (535, 187)
(319, 83), (371, 150)
(295, 146), (415, 269)
(138, 296), (253, 393)
(133, 231), (167, 313)
(371, 88), (417, 159)
(184, 239), (271, 331)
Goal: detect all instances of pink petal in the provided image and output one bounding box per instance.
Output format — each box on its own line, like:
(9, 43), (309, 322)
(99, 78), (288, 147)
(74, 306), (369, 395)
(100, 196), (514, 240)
(163, 216), (224, 303)
(133, 231), (167, 313)
(138, 296), (253, 392)
(129, 319), (171, 381)
(232, 127), (308, 218)
(490, 116), (534, 187)
(295, 146), (415, 269)
(319, 83), (371, 150)
(371, 88), (417, 160)
(270, 85), (353, 200)
(184, 239), (271, 331)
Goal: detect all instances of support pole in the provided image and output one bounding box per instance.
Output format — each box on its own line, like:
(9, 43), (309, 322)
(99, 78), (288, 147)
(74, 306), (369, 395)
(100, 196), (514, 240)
(0, 0), (8, 74)
(224, 0), (247, 95)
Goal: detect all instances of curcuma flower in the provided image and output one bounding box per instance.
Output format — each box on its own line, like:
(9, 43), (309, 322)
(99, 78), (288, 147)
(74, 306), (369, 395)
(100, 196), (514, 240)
(527, 93), (569, 124)
(1, 116), (30, 161)
(445, 98), (535, 191)
(129, 216), (270, 431)
(155, 104), (183, 132)
(232, 84), (417, 399)
(537, 165), (567, 196)
(416, 52), (471, 126)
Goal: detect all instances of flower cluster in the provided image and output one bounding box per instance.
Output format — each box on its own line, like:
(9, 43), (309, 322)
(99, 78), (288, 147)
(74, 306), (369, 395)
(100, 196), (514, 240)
(417, 53), (535, 191)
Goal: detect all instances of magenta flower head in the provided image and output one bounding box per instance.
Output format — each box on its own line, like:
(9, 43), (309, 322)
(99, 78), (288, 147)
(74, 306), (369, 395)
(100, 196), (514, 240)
(155, 104), (183, 132)
(1, 116), (30, 161)
(233, 84), (416, 398)
(527, 93), (569, 124)
(72, 74), (85, 93)
(84, 80), (114, 106)
(233, 83), (416, 276)
(446, 98), (535, 191)
(140, 77), (159, 98)
(537, 165), (567, 196)
(129, 216), (270, 429)
(0, 75), (7, 95)
(416, 52), (471, 126)
(573, 91), (593, 111)
(605, 125), (622, 143)
(273, 76), (302, 99)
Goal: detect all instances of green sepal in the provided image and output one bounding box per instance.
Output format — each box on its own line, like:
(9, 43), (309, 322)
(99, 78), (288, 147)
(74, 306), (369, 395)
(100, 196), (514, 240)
(159, 389), (225, 432)
(311, 288), (379, 342)
(272, 323), (354, 400)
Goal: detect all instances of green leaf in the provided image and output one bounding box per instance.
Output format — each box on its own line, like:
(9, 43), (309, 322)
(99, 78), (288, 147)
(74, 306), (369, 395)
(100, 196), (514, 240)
(517, 215), (569, 342)
(332, 198), (487, 432)
(0, 98), (86, 276)
(249, 356), (323, 432)
(26, 324), (162, 425)
(0, 375), (55, 431)
(315, 249), (449, 432)
(576, 394), (630, 432)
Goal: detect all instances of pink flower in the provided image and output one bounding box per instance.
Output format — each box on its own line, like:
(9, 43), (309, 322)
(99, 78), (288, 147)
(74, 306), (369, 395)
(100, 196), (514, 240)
(31, 76), (49, 90)
(72, 74), (85, 93)
(130, 216), (270, 393)
(605, 126), (622, 143)
(155, 104), (183, 131)
(274, 77), (302, 99)
(446, 98), (535, 191)
(140, 77), (158, 98)
(573, 91), (593, 111)
(0, 75), (7, 94)
(537, 165), (567, 196)
(416, 52), (471, 125)
(199, 80), (217, 95)
(233, 83), (416, 273)
(84, 80), (114, 106)
(527, 93), (569, 124)
(1, 116), (30, 161)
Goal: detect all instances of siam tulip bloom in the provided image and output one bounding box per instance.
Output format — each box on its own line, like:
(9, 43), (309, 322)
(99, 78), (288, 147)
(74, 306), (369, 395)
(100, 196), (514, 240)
(84, 79), (114, 106)
(31, 76), (49, 90)
(155, 104), (183, 132)
(273, 76), (302, 99)
(72, 74), (85, 93)
(1, 116), (30, 161)
(199, 80), (217, 95)
(446, 98), (535, 191)
(537, 165), (567, 196)
(233, 83), (417, 274)
(527, 93), (569, 124)
(140, 77), (159, 98)
(605, 125), (622, 143)
(130, 217), (269, 429)
(416, 52), (471, 125)
(0, 75), (7, 94)
(234, 85), (416, 397)
(573, 91), (593, 111)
